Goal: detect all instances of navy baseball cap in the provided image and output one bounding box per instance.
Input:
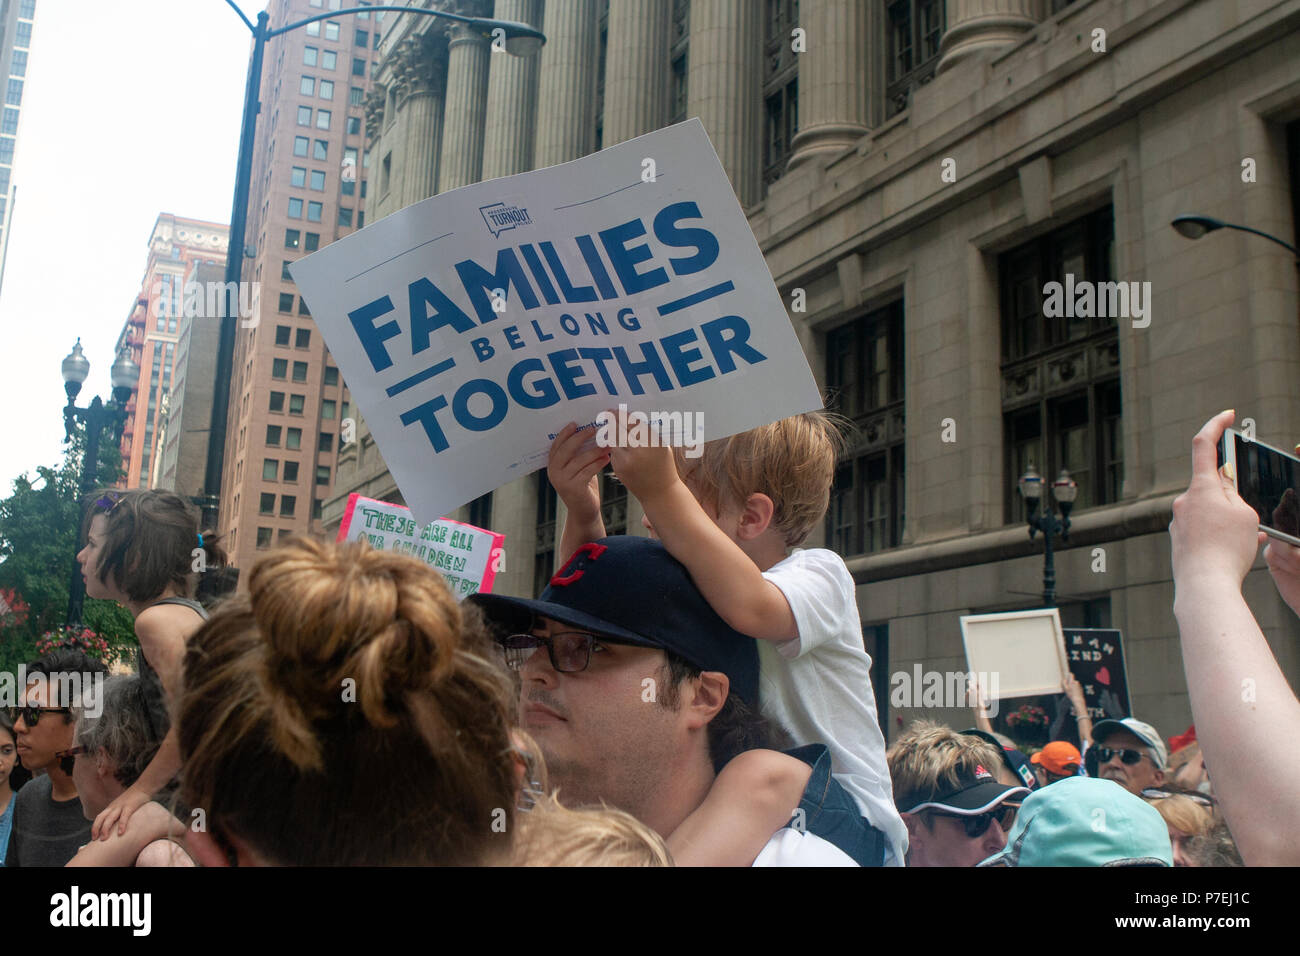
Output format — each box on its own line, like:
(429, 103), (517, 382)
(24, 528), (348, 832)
(467, 536), (760, 707)
(960, 729), (1039, 791)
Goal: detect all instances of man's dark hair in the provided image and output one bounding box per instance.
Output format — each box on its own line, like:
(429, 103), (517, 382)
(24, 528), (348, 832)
(24, 648), (108, 717)
(660, 651), (790, 772)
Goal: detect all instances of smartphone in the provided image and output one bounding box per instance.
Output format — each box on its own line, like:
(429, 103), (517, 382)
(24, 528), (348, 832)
(1219, 427), (1300, 546)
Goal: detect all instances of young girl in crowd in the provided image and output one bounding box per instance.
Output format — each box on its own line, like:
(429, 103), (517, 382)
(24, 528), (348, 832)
(75, 489), (225, 841)
(177, 535), (520, 866)
(0, 711), (18, 864)
(550, 410), (907, 865)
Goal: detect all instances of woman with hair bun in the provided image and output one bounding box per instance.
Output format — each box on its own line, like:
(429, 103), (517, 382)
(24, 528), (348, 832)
(178, 535), (519, 866)
(75, 488), (227, 841)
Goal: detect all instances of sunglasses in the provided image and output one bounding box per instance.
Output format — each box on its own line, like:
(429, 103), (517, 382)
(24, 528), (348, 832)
(500, 631), (615, 673)
(931, 804), (1018, 839)
(54, 744), (89, 776)
(1094, 746), (1151, 766)
(9, 705), (71, 727)
(1141, 788), (1217, 808)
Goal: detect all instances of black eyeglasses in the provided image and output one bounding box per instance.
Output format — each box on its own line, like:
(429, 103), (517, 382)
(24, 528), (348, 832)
(1095, 746), (1150, 766)
(500, 631), (613, 673)
(9, 705), (71, 727)
(932, 804), (1018, 839)
(54, 744), (88, 776)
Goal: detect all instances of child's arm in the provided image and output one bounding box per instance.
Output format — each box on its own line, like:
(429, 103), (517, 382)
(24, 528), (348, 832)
(610, 436), (798, 641)
(667, 749), (811, 866)
(548, 422), (611, 566)
(69, 801), (182, 867)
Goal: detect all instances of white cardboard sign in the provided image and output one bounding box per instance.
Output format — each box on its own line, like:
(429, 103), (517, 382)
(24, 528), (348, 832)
(959, 608), (1071, 699)
(290, 119), (822, 525)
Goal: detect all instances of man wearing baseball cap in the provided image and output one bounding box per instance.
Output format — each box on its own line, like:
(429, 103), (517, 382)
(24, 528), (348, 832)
(979, 777), (1173, 866)
(1031, 741), (1084, 786)
(1089, 717), (1167, 795)
(468, 536), (883, 866)
(889, 721), (1030, 866)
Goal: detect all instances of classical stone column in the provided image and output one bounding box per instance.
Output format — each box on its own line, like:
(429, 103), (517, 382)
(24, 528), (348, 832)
(937, 0), (1040, 75)
(480, 0), (543, 180)
(686, 0), (763, 207)
(363, 83), (387, 217)
(399, 35), (447, 205)
(602, 0), (671, 146)
(534, 0), (601, 167)
(786, 0), (871, 172)
(438, 11), (492, 191)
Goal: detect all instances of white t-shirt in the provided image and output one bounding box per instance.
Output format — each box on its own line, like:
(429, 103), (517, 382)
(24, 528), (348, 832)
(759, 548), (909, 866)
(752, 826), (859, 866)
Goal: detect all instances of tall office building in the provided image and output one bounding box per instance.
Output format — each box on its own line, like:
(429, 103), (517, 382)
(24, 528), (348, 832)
(0, 0), (35, 294)
(114, 214), (230, 492)
(326, 0), (1300, 741)
(218, 0), (378, 569)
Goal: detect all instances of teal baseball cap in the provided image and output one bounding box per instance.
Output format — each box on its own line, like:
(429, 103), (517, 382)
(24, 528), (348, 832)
(978, 777), (1173, 866)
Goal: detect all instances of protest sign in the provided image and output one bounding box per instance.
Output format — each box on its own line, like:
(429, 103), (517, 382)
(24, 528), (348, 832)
(960, 608), (1070, 699)
(290, 118), (822, 525)
(1062, 627), (1131, 721)
(337, 494), (505, 600)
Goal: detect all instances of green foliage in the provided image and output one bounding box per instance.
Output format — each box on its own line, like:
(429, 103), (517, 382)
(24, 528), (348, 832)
(0, 427), (138, 675)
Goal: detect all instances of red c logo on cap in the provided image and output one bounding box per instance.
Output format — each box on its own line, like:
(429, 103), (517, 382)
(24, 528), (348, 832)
(550, 542), (608, 587)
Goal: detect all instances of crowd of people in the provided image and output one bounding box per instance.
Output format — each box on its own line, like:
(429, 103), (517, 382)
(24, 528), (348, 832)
(2, 408), (1294, 866)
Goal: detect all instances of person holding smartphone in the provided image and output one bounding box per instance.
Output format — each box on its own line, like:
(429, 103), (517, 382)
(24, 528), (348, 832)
(1169, 409), (1300, 866)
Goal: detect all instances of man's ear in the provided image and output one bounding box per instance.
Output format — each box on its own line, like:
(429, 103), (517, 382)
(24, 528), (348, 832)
(736, 493), (775, 541)
(1152, 767), (1166, 788)
(683, 671), (730, 730)
(95, 747), (113, 781)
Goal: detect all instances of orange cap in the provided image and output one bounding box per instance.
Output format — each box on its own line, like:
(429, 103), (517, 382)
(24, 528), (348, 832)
(1031, 741), (1083, 776)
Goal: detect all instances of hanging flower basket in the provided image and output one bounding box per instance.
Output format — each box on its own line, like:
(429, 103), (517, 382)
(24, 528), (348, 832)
(36, 625), (118, 665)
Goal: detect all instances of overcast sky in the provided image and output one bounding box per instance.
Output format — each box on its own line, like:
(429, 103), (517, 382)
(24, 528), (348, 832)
(0, 1), (256, 491)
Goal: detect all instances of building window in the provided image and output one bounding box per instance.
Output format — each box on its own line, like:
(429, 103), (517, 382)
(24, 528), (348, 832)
(272, 358), (288, 379)
(316, 109), (331, 130)
(325, 21), (340, 41)
(313, 498), (324, 519)
(19, 0), (36, 19)
(321, 399), (336, 419)
(270, 391), (285, 412)
(286, 427), (302, 450)
(278, 293), (294, 313)
(298, 297), (312, 316)
(284, 461), (300, 482)
(297, 105), (312, 126)
(316, 465), (331, 485)
(885, 0), (946, 119)
(322, 50), (338, 71)
(287, 197), (303, 218)
(296, 327), (312, 348)
(6, 79), (23, 107)
(1000, 206), (1121, 522)
(346, 115), (361, 136)
(338, 207), (353, 227)
(304, 232), (320, 251)
(281, 260), (294, 281)
(307, 201), (323, 222)
(257, 527), (273, 548)
(281, 495), (297, 517)
(263, 459), (279, 481)
(292, 361), (308, 383)
(341, 178), (355, 196)
(290, 394), (305, 415)
(275, 325), (291, 346)
(352, 57), (367, 76)
(304, 47), (318, 67)
(307, 20), (321, 35)
(293, 136), (310, 157)
(468, 492), (493, 530)
(9, 50), (26, 78)
(266, 424), (282, 446)
(381, 153), (391, 194)
(313, 140), (329, 161)
(323, 366), (338, 386)
(825, 300), (906, 555)
(762, 0), (799, 189)
(291, 166), (306, 187)
(300, 76), (315, 96)
(260, 492), (276, 514)
(319, 432), (334, 452)
(350, 86), (365, 106)
(534, 473), (559, 597)
(320, 79), (334, 100)
(310, 169), (326, 191)
(1, 108), (18, 135)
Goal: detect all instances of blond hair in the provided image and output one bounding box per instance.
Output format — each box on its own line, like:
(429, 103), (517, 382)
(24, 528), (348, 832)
(1146, 793), (1213, 838)
(678, 410), (847, 547)
(512, 793), (674, 866)
(887, 720), (1006, 811)
(178, 536), (518, 866)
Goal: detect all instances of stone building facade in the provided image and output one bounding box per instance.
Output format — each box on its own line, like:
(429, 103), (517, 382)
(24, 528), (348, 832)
(325, 0), (1300, 743)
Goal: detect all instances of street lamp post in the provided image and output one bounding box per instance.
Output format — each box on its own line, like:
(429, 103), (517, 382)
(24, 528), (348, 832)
(1171, 214), (1300, 259)
(1017, 466), (1078, 608)
(198, 2), (546, 531)
(61, 339), (140, 629)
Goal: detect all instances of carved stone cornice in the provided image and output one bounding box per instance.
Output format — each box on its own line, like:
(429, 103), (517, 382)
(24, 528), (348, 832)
(363, 84), (387, 140)
(393, 34), (447, 106)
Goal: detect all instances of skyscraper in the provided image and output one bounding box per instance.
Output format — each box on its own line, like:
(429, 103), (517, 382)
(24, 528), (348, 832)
(218, 0), (377, 568)
(0, 0), (36, 295)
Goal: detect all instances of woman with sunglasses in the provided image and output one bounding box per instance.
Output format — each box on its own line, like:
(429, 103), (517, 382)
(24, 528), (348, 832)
(75, 489), (227, 843)
(63, 675), (195, 866)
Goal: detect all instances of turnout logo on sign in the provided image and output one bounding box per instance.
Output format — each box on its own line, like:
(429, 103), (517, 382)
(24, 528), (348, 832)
(480, 201), (534, 238)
